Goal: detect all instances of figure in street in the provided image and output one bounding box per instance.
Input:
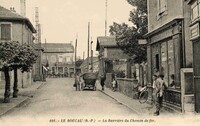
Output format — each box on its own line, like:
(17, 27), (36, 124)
(152, 75), (158, 105)
(112, 78), (117, 92)
(154, 74), (167, 116)
(100, 73), (106, 91)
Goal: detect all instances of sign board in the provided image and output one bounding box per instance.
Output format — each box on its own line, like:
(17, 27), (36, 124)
(138, 39), (147, 45)
(190, 23), (199, 40)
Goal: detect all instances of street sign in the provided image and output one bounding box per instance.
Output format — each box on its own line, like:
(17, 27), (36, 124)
(138, 39), (147, 45)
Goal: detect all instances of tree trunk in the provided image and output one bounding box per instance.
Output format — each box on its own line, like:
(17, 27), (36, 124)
(3, 66), (11, 103)
(13, 67), (19, 98)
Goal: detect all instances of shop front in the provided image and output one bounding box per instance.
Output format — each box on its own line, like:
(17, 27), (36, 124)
(145, 19), (194, 112)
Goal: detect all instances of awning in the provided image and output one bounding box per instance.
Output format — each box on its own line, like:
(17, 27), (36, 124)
(43, 66), (48, 71)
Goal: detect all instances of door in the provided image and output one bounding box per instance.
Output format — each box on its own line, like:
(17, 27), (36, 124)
(193, 40), (200, 113)
(181, 68), (194, 113)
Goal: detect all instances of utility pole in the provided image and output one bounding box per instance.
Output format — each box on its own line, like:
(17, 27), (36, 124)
(83, 51), (85, 60)
(91, 40), (93, 72)
(74, 34), (78, 91)
(34, 7), (42, 81)
(105, 0), (108, 36)
(75, 34), (78, 75)
(87, 22), (90, 72)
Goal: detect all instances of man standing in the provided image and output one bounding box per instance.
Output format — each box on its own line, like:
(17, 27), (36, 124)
(100, 73), (106, 91)
(154, 74), (167, 116)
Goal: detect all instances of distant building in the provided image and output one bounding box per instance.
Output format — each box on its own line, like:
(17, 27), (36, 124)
(96, 36), (130, 88)
(41, 43), (75, 77)
(0, 5), (36, 87)
(80, 57), (99, 73)
(96, 36), (129, 76)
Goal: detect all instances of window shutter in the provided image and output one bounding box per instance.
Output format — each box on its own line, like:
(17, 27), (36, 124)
(1, 24), (11, 40)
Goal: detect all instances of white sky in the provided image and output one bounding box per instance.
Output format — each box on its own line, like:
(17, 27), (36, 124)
(0, 0), (133, 58)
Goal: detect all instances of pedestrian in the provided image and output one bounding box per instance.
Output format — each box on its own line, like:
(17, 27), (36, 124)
(169, 74), (176, 88)
(154, 74), (167, 116)
(100, 73), (106, 91)
(152, 75), (158, 105)
(112, 78), (117, 92)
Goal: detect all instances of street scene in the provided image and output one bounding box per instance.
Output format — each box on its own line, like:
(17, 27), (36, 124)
(0, 0), (200, 126)
(1, 78), (137, 117)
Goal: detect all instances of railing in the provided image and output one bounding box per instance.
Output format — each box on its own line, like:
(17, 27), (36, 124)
(163, 89), (181, 107)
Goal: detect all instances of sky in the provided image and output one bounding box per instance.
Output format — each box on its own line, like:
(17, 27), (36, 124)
(0, 0), (133, 58)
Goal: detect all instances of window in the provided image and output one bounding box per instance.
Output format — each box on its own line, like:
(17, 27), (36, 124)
(1, 24), (11, 40)
(155, 54), (160, 71)
(51, 55), (56, 63)
(161, 42), (169, 85)
(58, 55), (63, 62)
(191, 0), (200, 21)
(168, 40), (175, 88)
(66, 56), (70, 62)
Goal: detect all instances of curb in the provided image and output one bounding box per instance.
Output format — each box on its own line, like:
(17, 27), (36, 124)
(0, 82), (45, 118)
(98, 89), (141, 115)
(0, 97), (30, 118)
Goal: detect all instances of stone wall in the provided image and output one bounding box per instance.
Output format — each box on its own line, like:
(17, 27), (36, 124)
(116, 78), (138, 99)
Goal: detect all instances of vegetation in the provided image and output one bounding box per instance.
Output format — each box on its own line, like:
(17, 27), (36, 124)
(0, 41), (38, 102)
(109, 0), (147, 64)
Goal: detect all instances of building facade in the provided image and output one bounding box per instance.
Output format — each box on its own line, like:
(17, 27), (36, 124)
(41, 43), (75, 77)
(0, 5), (36, 88)
(96, 36), (130, 87)
(144, 0), (194, 112)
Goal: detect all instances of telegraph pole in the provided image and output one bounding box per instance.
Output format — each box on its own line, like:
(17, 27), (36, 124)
(74, 34), (78, 91)
(91, 40), (93, 72)
(87, 22), (90, 71)
(75, 34), (78, 75)
(105, 0), (108, 36)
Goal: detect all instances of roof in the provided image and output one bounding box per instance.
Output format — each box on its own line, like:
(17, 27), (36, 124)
(41, 43), (74, 53)
(0, 5), (36, 33)
(80, 57), (98, 68)
(96, 36), (117, 51)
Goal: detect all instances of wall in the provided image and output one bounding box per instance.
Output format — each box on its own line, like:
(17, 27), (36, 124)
(183, 1), (193, 67)
(106, 48), (129, 60)
(0, 21), (34, 88)
(117, 78), (138, 99)
(148, 0), (183, 32)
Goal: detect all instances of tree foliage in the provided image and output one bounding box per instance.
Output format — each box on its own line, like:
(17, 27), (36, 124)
(0, 41), (38, 101)
(0, 41), (38, 72)
(75, 59), (84, 67)
(0, 41), (19, 67)
(109, 0), (147, 64)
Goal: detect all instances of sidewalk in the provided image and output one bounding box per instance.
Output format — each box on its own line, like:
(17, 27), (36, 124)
(0, 81), (45, 117)
(96, 81), (175, 116)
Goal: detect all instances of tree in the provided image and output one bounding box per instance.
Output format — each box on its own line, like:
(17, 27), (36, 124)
(109, 0), (147, 64)
(0, 41), (19, 102)
(10, 44), (38, 97)
(0, 41), (38, 102)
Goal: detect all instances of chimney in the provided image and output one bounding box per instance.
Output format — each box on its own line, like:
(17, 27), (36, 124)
(20, 0), (26, 17)
(10, 7), (16, 12)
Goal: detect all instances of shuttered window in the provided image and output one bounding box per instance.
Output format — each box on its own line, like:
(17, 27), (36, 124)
(1, 24), (11, 40)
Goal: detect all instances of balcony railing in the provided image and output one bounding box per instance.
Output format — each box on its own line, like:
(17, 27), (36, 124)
(163, 89), (181, 107)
